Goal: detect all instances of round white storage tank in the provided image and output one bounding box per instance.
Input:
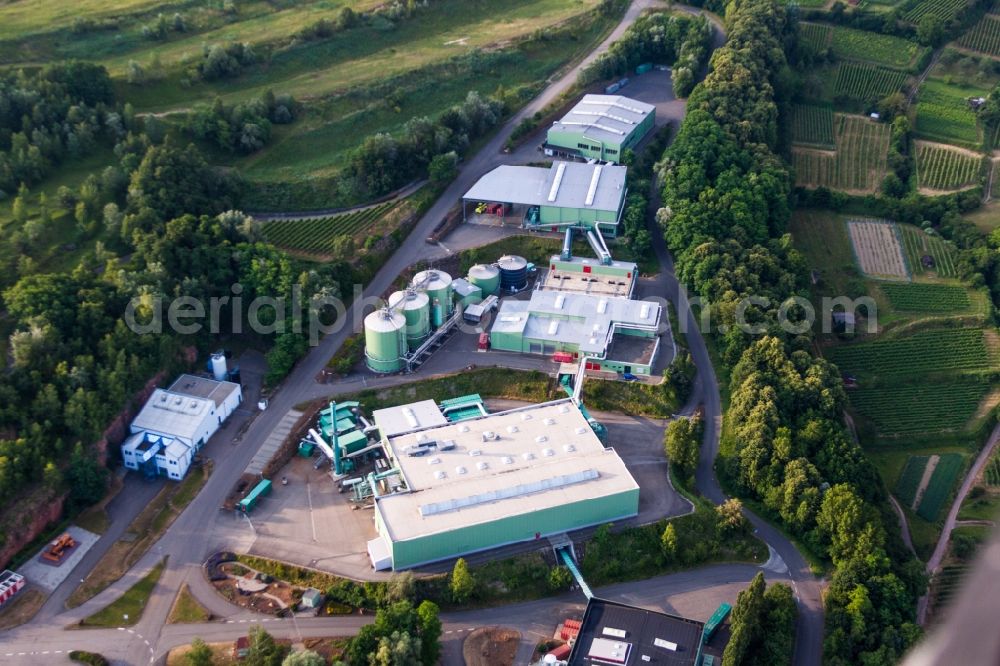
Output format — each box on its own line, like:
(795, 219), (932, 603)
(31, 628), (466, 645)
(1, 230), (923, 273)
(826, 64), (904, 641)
(210, 352), (227, 381)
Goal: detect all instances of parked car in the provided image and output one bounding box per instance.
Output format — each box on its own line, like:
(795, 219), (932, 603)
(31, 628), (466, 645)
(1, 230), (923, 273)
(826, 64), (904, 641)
(622, 372), (638, 382)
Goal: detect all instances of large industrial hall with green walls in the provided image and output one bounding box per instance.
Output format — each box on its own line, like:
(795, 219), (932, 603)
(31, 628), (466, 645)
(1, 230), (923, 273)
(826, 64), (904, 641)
(544, 94), (655, 163)
(462, 160), (628, 237)
(364, 397), (639, 571)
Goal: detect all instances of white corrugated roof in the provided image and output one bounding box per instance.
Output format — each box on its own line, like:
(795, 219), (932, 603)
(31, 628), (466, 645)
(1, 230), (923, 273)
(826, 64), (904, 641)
(551, 94), (655, 145)
(463, 162), (627, 213)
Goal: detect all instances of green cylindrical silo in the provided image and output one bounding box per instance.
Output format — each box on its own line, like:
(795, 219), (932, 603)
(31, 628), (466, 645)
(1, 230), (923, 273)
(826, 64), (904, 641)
(468, 263), (500, 297)
(391, 289), (430, 351)
(364, 308), (406, 373)
(413, 269), (453, 327)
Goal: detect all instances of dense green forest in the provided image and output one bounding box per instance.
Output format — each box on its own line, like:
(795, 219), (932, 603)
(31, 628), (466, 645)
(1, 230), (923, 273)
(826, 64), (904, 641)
(657, 1), (925, 663)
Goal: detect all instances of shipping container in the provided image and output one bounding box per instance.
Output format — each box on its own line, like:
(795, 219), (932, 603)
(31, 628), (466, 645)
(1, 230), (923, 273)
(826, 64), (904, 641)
(238, 479), (272, 513)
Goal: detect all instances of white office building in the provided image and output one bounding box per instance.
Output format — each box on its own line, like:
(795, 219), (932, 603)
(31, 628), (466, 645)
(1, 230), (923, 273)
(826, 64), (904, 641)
(122, 374), (242, 480)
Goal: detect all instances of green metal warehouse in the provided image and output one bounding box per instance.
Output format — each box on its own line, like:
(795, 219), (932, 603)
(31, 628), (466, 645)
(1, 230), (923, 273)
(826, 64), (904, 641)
(544, 94), (655, 164)
(489, 290), (663, 376)
(366, 399), (639, 570)
(462, 161), (628, 237)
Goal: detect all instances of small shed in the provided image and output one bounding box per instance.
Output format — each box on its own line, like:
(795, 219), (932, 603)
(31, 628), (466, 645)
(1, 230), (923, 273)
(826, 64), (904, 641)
(301, 587), (324, 609)
(832, 311), (857, 332)
(922, 254), (935, 268)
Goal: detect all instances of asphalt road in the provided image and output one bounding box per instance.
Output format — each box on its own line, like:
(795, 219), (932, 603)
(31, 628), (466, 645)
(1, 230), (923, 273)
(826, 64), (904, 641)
(0, 3), (826, 664)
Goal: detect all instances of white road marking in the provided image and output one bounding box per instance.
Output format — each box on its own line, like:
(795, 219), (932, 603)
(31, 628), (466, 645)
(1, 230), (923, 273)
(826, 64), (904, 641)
(437, 242), (452, 254)
(307, 479), (317, 542)
(41, 651), (49, 655)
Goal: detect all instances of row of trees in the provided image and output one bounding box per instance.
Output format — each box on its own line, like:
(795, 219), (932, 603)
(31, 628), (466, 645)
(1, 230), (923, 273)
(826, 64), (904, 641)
(579, 12), (713, 97)
(345, 91), (504, 199)
(657, 2), (924, 664)
(722, 573), (797, 666)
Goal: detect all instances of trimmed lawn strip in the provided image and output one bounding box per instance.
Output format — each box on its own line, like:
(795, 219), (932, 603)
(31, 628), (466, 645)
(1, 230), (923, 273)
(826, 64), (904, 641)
(79, 558), (166, 627)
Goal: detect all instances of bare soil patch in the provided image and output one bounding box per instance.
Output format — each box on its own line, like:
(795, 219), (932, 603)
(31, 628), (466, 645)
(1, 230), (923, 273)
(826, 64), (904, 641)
(463, 627), (521, 666)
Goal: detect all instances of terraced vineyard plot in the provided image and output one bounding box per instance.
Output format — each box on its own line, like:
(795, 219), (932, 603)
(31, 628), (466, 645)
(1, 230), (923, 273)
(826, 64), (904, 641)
(829, 24), (929, 69)
(880, 283), (971, 312)
(904, 0), (970, 24)
(985, 451), (1000, 486)
(933, 564), (969, 609)
(828, 328), (990, 377)
(799, 22), (832, 55)
(847, 218), (909, 279)
(916, 80), (982, 148)
(917, 453), (965, 521)
(793, 115), (891, 193)
(262, 200), (405, 256)
(915, 142), (984, 191)
(834, 63), (908, 101)
(898, 224), (959, 278)
(791, 105), (835, 147)
(851, 379), (990, 435)
(958, 14), (1000, 57)
(896, 455), (930, 506)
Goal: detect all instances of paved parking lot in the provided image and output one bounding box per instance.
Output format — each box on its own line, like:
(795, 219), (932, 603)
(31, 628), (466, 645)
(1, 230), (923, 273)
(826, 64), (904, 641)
(243, 456), (387, 580)
(19, 526), (100, 592)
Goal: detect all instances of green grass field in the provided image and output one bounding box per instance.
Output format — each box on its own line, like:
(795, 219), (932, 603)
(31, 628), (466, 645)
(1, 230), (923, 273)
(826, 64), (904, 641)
(834, 62), (909, 102)
(829, 24), (929, 70)
(897, 224), (960, 278)
(915, 142), (984, 191)
(828, 328), (991, 377)
(958, 14), (1000, 57)
(114, 0), (603, 112)
(789, 210), (870, 300)
(903, 0), (970, 24)
(896, 455), (930, 506)
(791, 104), (835, 148)
(915, 79), (984, 148)
(792, 114), (891, 193)
(918, 453), (966, 521)
(851, 378), (991, 436)
(879, 283), (972, 312)
(80, 559), (166, 627)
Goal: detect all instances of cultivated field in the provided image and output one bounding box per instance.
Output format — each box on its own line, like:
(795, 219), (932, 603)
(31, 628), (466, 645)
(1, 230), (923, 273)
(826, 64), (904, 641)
(834, 62), (909, 101)
(896, 455), (929, 506)
(918, 453), (965, 521)
(798, 22), (832, 55)
(958, 14), (1000, 58)
(879, 283), (971, 312)
(791, 104), (835, 148)
(895, 453), (965, 521)
(847, 218), (910, 279)
(828, 328), (991, 377)
(915, 141), (984, 192)
(261, 199), (412, 257)
(898, 224), (959, 278)
(915, 79), (983, 148)
(903, 0), (970, 25)
(829, 24), (929, 70)
(793, 115), (891, 193)
(852, 378), (990, 436)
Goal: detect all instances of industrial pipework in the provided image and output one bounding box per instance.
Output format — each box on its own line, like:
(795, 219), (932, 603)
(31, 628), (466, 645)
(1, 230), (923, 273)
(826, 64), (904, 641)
(585, 229), (613, 266)
(561, 226), (575, 261)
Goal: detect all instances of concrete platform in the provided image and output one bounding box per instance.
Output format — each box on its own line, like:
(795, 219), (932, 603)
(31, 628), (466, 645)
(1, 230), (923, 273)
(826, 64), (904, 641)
(19, 525), (100, 592)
